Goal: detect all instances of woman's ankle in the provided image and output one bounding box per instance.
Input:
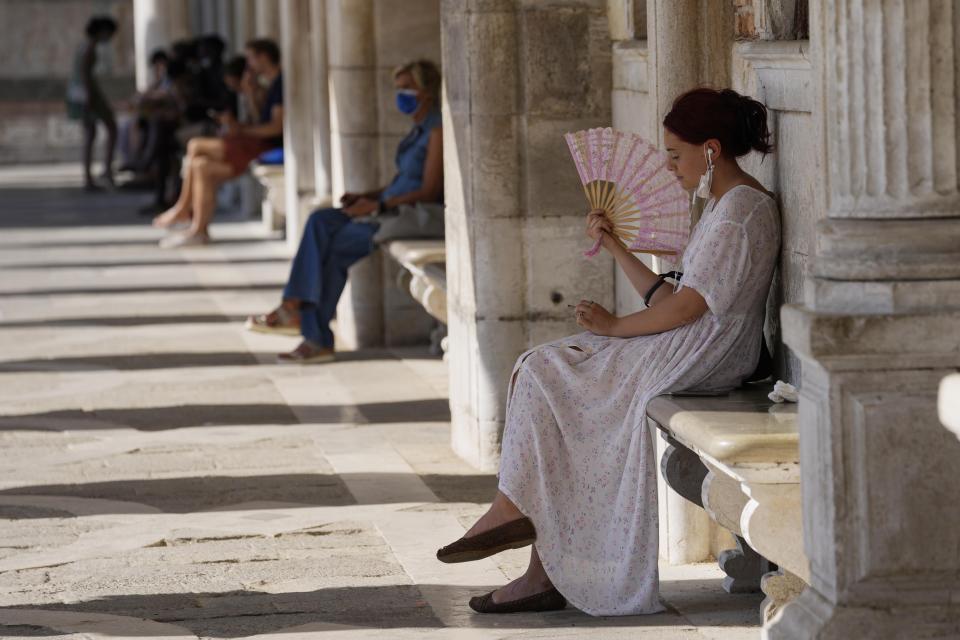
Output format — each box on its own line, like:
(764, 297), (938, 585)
(491, 493), (524, 521)
(523, 568), (552, 591)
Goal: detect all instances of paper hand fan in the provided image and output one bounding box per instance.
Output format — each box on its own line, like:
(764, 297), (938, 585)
(564, 128), (690, 258)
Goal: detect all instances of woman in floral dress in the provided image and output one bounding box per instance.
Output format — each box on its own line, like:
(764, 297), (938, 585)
(437, 88), (781, 615)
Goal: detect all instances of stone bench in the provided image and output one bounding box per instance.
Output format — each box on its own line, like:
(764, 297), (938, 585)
(647, 386), (807, 622)
(386, 240), (448, 355)
(335, 239), (444, 352)
(249, 161), (286, 233)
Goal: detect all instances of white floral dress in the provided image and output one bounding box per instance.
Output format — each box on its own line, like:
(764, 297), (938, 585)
(498, 185), (780, 616)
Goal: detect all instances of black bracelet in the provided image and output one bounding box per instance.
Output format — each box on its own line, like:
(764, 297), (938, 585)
(642, 271), (683, 308)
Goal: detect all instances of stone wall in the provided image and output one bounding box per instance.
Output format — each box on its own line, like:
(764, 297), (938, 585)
(0, 0), (135, 164)
(734, 0), (808, 40)
(730, 41), (814, 382)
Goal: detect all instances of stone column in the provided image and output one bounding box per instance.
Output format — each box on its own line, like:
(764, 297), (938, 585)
(327, 0), (383, 349)
(194, 0), (217, 35)
(768, 1), (960, 638)
(213, 0), (233, 47)
(254, 0), (281, 39)
(280, 0), (317, 250)
(326, 0), (379, 201)
(646, 0), (732, 146)
(442, 0), (613, 470)
(132, 0), (190, 91)
(309, 0), (332, 206)
(232, 0), (257, 47)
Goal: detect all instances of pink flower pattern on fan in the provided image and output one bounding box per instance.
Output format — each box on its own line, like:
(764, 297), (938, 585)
(564, 128), (690, 258)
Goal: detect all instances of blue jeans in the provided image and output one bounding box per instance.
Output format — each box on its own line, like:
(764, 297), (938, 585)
(282, 208), (378, 348)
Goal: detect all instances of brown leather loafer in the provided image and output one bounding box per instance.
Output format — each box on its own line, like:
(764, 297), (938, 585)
(469, 587), (566, 614)
(436, 517), (536, 564)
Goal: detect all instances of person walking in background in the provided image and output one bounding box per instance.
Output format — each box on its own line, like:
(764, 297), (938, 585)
(67, 16), (119, 191)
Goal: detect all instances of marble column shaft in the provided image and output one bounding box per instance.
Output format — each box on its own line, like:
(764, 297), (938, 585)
(769, 1), (960, 638)
(232, 0), (257, 48)
(254, 0), (281, 39)
(327, 0), (383, 349)
(280, 0), (317, 249)
(309, 0), (333, 204)
(132, 0), (191, 91)
(442, 0), (613, 470)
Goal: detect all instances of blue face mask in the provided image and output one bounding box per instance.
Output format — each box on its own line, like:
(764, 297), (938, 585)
(396, 89), (419, 115)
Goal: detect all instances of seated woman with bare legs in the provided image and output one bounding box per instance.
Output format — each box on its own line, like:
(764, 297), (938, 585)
(153, 39), (284, 248)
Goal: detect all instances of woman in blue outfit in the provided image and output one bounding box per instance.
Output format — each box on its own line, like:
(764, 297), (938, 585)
(245, 60), (443, 363)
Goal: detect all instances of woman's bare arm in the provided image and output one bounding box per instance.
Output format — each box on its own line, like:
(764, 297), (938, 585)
(599, 230), (659, 295)
(612, 287), (707, 336)
(575, 286), (708, 338)
(239, 104), (284, 138)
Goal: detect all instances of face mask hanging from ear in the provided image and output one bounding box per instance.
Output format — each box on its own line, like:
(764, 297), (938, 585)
(695, 146), (714, 200)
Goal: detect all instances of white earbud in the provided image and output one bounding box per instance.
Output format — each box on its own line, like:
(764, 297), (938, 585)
(695, 146), (715, 200)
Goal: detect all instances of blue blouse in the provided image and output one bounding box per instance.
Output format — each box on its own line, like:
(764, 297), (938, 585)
(381, 108), (442, 203)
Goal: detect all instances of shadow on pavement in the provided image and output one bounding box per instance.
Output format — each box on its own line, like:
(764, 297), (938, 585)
(0, 472), (496, 512)
(0, 352), (265, 371)
(2, 257), (290, 270)
(0, 349), (441, 370)
(0, 283), (285, 298)
(0, 398), (451, 430)
(0, 314), (244, 328)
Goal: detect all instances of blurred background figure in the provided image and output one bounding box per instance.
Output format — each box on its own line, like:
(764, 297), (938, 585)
(67, 15), (119, 191)
(152, 38), (284, 248)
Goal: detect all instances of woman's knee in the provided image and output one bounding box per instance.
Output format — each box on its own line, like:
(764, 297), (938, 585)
(307, 208), (340, 230)
(192, 156), (211, 178)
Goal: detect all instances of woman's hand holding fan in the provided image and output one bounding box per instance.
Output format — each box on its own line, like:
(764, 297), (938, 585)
(585, 208), (613, 242)
(565, 128), (691, 258)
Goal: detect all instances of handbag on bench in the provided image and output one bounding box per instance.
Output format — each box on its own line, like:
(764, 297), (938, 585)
(371, 201), (445, 245)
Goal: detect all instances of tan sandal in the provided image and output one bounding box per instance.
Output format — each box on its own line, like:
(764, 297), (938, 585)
(245, 305), (301, 337)
(277, 340), (335, 364)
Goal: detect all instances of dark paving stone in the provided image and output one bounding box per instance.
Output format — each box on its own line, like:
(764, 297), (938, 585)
(0, 399), (448, 431)
(1, 474), (356, 513)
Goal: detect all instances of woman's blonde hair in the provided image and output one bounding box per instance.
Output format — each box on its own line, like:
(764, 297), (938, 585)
(394, 59), (441, 102)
